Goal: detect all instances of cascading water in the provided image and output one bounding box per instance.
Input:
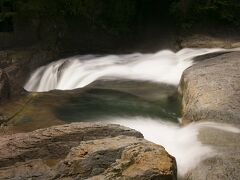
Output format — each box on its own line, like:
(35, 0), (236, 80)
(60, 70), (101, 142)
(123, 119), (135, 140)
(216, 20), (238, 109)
(25, 48), (232, 92)
(24, 48), (240, 177)
(107, 117), (240, 176)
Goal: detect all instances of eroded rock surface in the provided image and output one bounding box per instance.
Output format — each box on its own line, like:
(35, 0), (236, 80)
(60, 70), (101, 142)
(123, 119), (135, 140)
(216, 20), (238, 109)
(0, 123), (177, 180)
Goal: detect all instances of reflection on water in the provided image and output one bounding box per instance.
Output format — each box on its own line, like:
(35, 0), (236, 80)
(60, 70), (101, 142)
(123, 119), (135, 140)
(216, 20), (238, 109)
(56, 88), (179, 122)
(4, 80), (179, 132)
(55, 80), (180, 122)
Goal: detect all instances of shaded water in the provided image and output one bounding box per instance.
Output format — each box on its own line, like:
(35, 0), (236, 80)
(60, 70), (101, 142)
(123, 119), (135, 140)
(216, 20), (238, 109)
(56, 81), (180, 122)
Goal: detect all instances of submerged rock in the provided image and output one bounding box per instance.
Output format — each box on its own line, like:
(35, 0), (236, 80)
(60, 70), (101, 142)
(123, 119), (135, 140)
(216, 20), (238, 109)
(0, 123), (177, 180)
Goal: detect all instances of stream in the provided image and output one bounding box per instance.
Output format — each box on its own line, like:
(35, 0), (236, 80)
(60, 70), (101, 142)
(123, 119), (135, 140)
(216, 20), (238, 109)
(10, 48), (239, 177)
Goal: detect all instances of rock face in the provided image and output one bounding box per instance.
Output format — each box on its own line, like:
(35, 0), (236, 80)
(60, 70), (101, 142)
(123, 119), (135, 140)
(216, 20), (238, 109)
(0, 123), (177, 180)
(0, 49), (56, 100)
(179, 52), (240, 125)
(56, 136), (177, 180)
(179, 52), (240, 180)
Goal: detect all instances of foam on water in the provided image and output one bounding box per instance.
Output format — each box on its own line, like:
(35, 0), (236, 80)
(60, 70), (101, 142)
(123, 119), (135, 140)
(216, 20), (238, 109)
(24, 48), (235, 92)
(108, 117), (240, 177)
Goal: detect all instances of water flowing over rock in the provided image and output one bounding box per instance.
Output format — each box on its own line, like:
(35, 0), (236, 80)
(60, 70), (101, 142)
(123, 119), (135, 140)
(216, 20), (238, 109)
(25, 48), (235, 92)
(179, 52), (240, 180)
(0, 123), (177, 180)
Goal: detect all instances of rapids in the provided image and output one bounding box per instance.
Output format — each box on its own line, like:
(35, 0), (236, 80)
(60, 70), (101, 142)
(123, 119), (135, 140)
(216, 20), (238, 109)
(24, 48), (233, 92)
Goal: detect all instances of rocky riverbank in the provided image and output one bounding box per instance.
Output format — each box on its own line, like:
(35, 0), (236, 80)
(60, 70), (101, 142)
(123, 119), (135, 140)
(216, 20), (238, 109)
(179, 52), (240, 180)
(0, 123), (177, 180)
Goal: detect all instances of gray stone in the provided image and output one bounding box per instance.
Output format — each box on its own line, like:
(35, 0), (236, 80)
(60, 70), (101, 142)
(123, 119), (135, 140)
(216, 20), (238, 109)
(179, 52), (240, 180)
(179, 52), (240, 125)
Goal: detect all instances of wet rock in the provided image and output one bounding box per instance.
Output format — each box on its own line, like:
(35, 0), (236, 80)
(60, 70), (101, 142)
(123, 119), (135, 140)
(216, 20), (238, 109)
(185, 128), (240, 180)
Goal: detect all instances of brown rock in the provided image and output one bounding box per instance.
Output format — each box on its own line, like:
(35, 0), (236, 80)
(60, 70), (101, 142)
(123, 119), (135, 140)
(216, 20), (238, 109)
(55, 136), (177, 180)
(179, 52), (240, 180)
(0, 123), (177, 180)
(0, 159), (54, 180)
(0, 122), (143, 168)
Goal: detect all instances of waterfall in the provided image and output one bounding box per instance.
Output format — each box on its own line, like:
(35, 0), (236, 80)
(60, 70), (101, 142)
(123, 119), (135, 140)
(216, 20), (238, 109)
(24, 47), (240, 177)
(24, 48), (233, 92)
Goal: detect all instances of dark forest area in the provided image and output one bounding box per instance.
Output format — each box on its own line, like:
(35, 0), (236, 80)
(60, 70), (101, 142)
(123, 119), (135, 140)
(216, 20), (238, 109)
(1, 2), (240, 180)
(0, 0), (240, 53)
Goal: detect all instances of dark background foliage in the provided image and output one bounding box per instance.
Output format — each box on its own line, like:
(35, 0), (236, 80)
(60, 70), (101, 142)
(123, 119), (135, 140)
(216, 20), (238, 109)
(0, 0), (239, 51)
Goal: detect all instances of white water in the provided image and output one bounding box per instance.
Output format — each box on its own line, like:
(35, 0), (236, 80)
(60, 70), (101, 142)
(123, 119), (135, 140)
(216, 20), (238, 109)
(24, 48), (240, 176)
(108, 117), (240, 176)
(24, 48), (233, 92)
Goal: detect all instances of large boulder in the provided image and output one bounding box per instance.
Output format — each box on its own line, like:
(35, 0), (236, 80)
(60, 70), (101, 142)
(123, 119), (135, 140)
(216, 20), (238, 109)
(179, 52), (240, 180)
(0, 123), (177, 180)
(55, 136), (177, 180)
(179, 52), (240, 125)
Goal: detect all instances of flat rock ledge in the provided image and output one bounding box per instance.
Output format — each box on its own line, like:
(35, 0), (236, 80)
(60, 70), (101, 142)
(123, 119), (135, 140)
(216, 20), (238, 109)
(0, 122), (177, 180)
